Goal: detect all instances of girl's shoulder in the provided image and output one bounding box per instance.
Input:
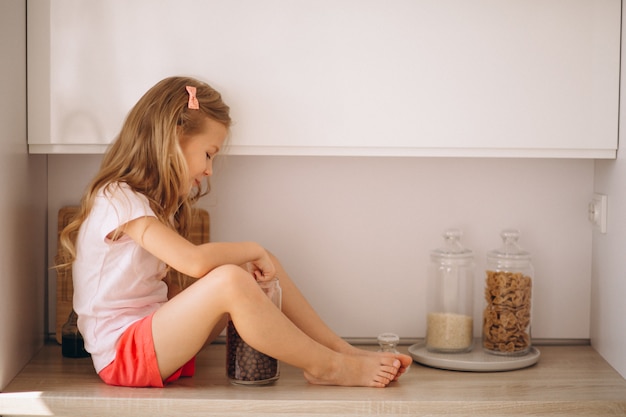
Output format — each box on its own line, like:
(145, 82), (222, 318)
(95, 182), (153, 216)
(99, 182), (147, 202)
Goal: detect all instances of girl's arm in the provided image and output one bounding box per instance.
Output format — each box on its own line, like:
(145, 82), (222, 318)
(121, 215), (276, 280)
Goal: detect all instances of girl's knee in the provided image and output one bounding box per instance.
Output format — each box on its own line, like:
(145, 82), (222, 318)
(200, 264), (256, 294)
(209, 264), (247, 278)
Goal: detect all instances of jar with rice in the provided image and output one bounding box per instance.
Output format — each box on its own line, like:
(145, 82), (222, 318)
(426, 229), (475, 353)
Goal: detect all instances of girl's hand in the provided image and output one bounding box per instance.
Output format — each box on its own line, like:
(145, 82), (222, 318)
(247, 250), (276, 282)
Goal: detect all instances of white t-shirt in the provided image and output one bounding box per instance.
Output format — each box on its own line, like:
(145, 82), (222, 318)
(73, 182), (168, 373)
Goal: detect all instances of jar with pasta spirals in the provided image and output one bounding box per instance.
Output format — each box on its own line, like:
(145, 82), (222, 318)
(483, 229), (534, 356)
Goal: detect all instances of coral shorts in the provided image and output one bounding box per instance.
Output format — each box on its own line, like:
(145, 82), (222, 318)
(98, 312), (195, 387)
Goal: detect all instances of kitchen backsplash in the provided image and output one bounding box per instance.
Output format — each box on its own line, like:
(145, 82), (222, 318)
(47, 154), (594, 341)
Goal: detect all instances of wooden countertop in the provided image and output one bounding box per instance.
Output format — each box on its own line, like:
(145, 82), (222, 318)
(1, 342), (625, 416)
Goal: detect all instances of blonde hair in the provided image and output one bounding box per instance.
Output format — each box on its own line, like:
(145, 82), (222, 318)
(57, 76), (231, 271)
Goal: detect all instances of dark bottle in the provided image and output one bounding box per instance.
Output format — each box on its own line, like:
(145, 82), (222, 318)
(61, 310), (90, 358)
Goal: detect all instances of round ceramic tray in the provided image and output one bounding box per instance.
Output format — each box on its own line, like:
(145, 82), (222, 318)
(409, 339), (540, 372)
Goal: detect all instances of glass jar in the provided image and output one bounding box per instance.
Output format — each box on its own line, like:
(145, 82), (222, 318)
(426, 229), (475, 353)
(377, 332), (410, 371)
(483, 229), (534, 356)
(227, 278), (282, 385)
(61, 310), (90, 358)
(377, 332), (400, 353)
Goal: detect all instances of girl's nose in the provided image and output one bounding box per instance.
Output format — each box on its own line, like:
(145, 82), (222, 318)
(204, 163), (213, 176)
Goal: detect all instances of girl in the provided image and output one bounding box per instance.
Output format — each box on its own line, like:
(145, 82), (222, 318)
(58, 76), (412, 388)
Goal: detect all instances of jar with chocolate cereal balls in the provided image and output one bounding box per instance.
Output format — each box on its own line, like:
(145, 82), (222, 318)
(426, 229), (475, 353)
(483, 229), (533, 356)
(226, 278), (282, 385)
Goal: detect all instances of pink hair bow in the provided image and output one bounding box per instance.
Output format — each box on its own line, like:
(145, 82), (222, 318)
(186, 86), (199, 110)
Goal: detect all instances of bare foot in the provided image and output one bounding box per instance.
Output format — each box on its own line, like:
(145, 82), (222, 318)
(333, 342), (413, 380)
(303, 352), (401, 388)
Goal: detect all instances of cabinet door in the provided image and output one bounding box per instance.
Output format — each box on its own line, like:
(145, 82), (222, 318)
(28, 0), (620, 157)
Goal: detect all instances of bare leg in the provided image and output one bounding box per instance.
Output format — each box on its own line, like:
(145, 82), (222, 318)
(152, 264), (402, 387)
(269, 252), (412, 377)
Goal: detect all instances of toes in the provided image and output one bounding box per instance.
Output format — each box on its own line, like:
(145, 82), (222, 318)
(379, 365), (399, 382)
(373, 374), (392, 387)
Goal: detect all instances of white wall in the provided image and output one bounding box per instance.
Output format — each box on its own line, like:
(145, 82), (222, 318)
(589, 2), (626, 379)
(48, 154), (594, 342)
(593, 157), (626, 379)
(0, 0), (48, 390)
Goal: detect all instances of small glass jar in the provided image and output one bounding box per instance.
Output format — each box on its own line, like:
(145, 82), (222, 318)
(426, 229), (475, 353)
(483, 229), (534, 356)
(226, 278), (282, 385)
(378, 332), (410, 371)
(377, 332), (401, 353)
(61, 310), (90, 358)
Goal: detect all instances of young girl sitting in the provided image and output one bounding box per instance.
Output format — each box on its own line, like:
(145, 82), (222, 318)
(58, 76), (412, 388)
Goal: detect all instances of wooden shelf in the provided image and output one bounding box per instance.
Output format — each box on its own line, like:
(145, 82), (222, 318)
(1, 343), (625, 416)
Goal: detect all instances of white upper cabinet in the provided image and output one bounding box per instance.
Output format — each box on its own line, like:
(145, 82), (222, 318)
(28, 0), (620, 157)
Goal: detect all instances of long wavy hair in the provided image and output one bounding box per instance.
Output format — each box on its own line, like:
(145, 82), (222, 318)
(57, 76), (231, 272)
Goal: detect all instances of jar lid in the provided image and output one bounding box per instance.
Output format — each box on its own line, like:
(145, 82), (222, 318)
(431, 229), (473, 262)
(377, 332), (400, 344)
(487, 229), (531, 265)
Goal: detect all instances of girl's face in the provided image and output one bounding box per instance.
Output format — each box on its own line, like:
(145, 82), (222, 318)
(179, 117), (228, 193)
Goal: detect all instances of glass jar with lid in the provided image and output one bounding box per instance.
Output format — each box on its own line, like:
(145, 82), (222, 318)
(226, 278), (282, 385)
(377, 332), (410, 371)
(377, 332), (401, 354)
(426, 229), (475, 353)
(483, 229), (534, 356)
